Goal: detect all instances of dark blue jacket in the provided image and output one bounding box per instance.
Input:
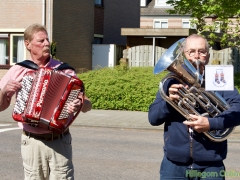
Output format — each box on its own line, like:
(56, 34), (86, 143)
(148, 77), (240, 168)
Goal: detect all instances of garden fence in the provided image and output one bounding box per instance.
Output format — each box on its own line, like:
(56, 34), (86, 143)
(123, 46), (240, 73)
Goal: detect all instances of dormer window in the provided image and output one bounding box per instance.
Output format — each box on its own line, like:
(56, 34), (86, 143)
(140, 0), (147, 7)
(155, 0), (171, 7)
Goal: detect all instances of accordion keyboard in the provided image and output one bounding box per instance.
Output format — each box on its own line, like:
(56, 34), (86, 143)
(58, 89), (81, 119)
(13, 75), (34, 114)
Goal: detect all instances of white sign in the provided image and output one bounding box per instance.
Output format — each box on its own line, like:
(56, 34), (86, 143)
(205, 65), (234, 91)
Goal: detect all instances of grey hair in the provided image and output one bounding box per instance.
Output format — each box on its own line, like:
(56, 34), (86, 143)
(184, 34), (210, 52)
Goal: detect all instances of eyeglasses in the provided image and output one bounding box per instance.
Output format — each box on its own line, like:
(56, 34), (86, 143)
(185, 50), (208, 57)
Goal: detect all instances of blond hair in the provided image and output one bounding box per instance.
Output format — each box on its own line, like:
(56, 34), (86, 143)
(24, 23), (48, 41)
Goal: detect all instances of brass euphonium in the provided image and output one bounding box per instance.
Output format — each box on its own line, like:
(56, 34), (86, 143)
(154, 38), (235, 142)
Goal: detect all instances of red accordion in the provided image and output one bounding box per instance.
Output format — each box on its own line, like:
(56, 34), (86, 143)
(12, 67), (84, 133)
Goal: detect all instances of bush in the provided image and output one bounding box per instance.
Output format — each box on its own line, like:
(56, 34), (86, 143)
(234, 73), (240, 93)
(50, 41), (57, 59)
(78, 66), (167, 112)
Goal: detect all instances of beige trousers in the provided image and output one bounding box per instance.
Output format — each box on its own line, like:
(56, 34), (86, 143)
(21, 133), (74, 180)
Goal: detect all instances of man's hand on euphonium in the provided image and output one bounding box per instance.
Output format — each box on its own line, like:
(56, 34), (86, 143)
(168, 84), (188, 101)
(183, 114), (210, 133)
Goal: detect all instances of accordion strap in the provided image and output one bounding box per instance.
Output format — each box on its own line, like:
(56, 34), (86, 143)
(16, 60), (75, 72)
(16, 60), (39, 70)
(55, 63), (75, 71)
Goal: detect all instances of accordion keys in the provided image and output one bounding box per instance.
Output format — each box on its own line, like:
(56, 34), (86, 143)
(13, 71), (35, 120)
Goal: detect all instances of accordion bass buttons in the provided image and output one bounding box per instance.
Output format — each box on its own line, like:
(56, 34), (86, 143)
(12, 73), (35, 121)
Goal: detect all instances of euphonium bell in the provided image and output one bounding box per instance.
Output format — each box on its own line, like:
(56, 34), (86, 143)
(154, 38), (235, 142)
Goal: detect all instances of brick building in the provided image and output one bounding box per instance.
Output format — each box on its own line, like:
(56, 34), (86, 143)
(0, 0), (140, 78)
(121, 0), (197, 49)
(122, 0), (239, 50)
(0, 0), (47, 77)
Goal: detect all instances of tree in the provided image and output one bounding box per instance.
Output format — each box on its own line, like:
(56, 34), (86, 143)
(166, 0), (240, 48)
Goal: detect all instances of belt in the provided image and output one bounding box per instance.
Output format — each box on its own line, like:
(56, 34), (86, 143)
(22, 129), (70, 141)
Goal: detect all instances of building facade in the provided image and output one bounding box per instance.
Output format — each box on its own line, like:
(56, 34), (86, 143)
(122, 0), (228, 49)
(0, 0), (140, 77)
(122, 0), (239, 50)
(0, 0), (53, 76)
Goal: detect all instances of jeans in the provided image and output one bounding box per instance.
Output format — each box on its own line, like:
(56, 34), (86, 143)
(160, 156), (225, 180)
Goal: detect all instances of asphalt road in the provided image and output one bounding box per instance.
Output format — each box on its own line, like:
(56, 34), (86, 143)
(0, 123), (240, 180)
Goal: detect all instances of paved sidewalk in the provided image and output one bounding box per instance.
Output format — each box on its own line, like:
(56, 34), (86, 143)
(0, 105), (162, 130)
(1, 105), (240, 141)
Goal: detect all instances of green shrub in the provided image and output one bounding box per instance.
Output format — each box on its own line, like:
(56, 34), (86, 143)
(50, 41), (57, 59)
(78, 66), (167, 112)
(234, 73), (240, 93)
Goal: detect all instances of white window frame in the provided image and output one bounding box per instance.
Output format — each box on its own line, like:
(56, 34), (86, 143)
(10, 34), (26, 65)
(182, 20), (190, 28)
(182, 19), (196, 29)
(0, 38), (8, 65)
(155, 0), (171, 7)
(0, 34), (8, 38)
(141, 0), (147, 7)
(153, 19), (168, 28)
(215, 21), (222, 33)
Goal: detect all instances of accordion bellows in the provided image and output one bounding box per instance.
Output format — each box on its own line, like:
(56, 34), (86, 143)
(12, 67), (84, 133)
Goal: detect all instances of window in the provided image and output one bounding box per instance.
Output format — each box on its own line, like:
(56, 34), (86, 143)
(155, 0), (170, 7)
(94, 37), (103, 44)
(0, 34), (9, 65)
(182, 21), (190, 28)
(140, 0), (147, 7)
(95, 0), (103, 6)
(10, 34), (25, 64)
(154, 20), (168, 28)
(0, 33), (25, 66)
(182, 20), (196, 29)
(94, 34), (103, 44)
(0, 28), (26, 66)
(215, 21), (221, 33)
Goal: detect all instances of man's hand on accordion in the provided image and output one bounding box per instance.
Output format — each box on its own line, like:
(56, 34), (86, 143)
(66, 95), (92, 114)
(0, 80), (21, 111)
(3, 80), (21, 99)
(67, 98), (82, 114)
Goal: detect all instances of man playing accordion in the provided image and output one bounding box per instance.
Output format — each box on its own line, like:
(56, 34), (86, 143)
(0, 23), (92, 180)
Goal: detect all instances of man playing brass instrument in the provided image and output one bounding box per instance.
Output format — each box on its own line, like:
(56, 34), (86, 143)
(148, 34), (240, 180)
